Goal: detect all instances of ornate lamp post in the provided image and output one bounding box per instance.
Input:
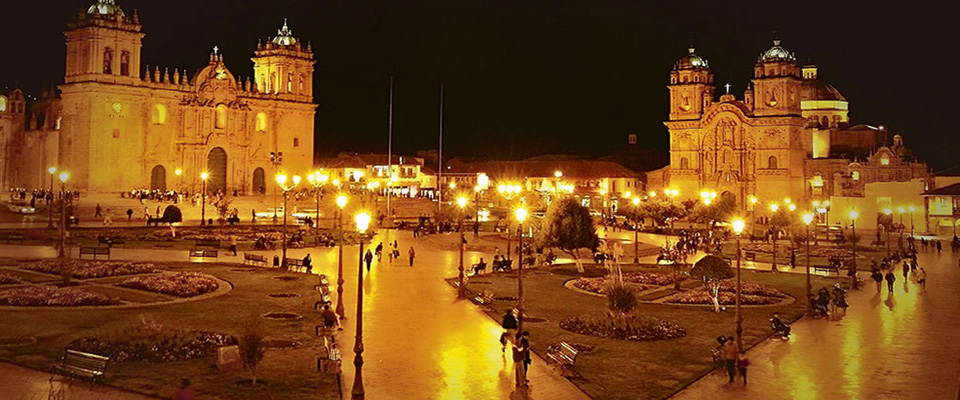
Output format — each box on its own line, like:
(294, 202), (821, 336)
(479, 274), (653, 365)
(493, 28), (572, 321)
(731, 218), (745, 351)
(46, 166), (56, 228)
(457, 196), (468, 298)
(351, 211), (371, 400)
(200, 172), (209, 225)
(275, 174), (301, 269)
(270, 151), (282, 221)
(802, 213), (814, 315)
(849, 209), (859, 290)
(632, 196), (641, 264)
(769, 203), (779, 271)
(515, 207), (528, 332)
(335, 194), (348, 318)
(476, 173), (489, 223)
(883, 208), (893, 256)
(307, 171), (329, 244)
(497, 184), (522, 263)
(908, 205), (916, 237)
(58, 172), (69, 259)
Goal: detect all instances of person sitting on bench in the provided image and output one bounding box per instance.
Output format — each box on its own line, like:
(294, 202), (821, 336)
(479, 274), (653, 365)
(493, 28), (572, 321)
(474, 258), (487, 275)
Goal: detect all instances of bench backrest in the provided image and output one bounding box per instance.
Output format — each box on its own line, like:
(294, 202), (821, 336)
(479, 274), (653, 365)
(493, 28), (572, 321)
(558, 342), (579, 360)
(63, 349), (109, 371)
(196, 240), (220, 248)
(285, 258), (303, 266)
(244, 253), (266, 261)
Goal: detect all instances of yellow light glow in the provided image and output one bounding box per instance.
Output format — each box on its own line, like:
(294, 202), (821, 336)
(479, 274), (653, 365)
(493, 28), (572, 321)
(332, 178), (341, 187)
(449, 181), (457, 189)
(477, 173), (489, 189)
(908, 205), (916, 212)
(175, 168), (182, 176)
(784, 198), (792, 204)
(770, 203), (779, 212)
(515, 207), (527, 223)
(671, 189), (679, 196)
(319, 174), (329, 183)
(749, 195), (758, 204)
(632, 197), (640, 206)
(703, 198), (712, 205)
(649, 191), (657, 197)
(823, 200), (830, 207)
(788, 204), (796, 211)
(355, 212), (371, 233)
(200, 172), (209, 180)
(308, 174), (316, 183)
(802, 213), (814, 225)
(457, 196), (467, 208)
(624, 191), (632, 199)
(554, 170), (562, 178)
(292, 175), (301, 186)
(732, 219), (745, 235)
(700, 191), (709, 198)
(812, 200), (820, 207)
(497, 185), (505, 194)
(47, 166), (56, 175)
(897, 206), (905, 214)
(336, 194), (348, 209)
(849, 210), (858, 220)
(883, 208), (892, 215)
(276, 174), (287, 185)
(58, 172), (69, 183)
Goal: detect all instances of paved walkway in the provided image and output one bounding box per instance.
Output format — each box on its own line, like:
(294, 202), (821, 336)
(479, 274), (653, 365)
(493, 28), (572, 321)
(0, 362), (156, 400)
(671, 249), (960, 400)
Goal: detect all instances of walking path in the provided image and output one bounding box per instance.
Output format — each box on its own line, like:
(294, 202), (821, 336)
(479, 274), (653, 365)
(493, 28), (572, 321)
(0, 362), (156, 400)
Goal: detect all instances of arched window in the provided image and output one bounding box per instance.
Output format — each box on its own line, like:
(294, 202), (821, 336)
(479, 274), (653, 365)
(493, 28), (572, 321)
(299, 74), (305, 93)
(821, 116), (829, 127)
(120, 51), (130, 76)
(255, 112), (267, 132)
(680, 157), (689, 169)
(215, 105), (227, 129)
(287, 73), (293, 93)
(852, 171), (860, 181)
(880, 155), (890, 166)
(258, 74), (266, 92)
(768, 155), (778, 169)
(102, 47), (113, 74)
(270, 72), (278, 93)
(152, 104), (167, 125)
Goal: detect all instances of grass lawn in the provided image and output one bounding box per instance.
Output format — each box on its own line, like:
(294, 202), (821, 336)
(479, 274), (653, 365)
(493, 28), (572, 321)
(463, 263), (839, 400)
(0, 261), (340, 400)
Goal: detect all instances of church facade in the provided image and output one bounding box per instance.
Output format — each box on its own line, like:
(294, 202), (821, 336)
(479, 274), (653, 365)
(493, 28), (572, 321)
(1, 0), (316, 194)
(657, 40), (930, 225)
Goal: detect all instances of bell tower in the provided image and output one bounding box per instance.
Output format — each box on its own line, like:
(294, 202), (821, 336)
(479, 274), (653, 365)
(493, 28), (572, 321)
(64, 0), (144, 84)
(668, 47), (715, 121)
(252, 20), (315, 102)
(751, 40), (802, 116)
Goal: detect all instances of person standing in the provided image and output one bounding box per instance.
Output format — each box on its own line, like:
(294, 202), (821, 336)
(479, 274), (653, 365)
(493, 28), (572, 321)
(512, 338), (527, 387)
(229, 236), (238, 256)
(936, 240), (942, 253)
(174, 378), (196, 400)
(104, 209), (113, 226)
(364, 249), (374, 271)
(736, 353), (749, 386)
(520, 331), (532, 380)
(902, 262), (909, 281)
(885, 270), (896, 294)
(917, 267), (927, 290)
(408, 246), (416, 267)
(721, 336), (738, 383)
(871, 269), (883, 293)
(375, 242), (383, 261)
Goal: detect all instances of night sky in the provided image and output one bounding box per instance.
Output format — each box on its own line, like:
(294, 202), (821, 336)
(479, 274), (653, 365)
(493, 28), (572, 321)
(1, 0), (954, 169)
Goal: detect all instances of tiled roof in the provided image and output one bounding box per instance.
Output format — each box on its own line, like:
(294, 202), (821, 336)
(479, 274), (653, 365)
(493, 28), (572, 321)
(923, 183), (960, 196)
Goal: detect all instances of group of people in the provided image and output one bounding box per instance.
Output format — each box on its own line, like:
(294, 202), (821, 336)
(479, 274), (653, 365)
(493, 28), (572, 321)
(500, 309), (532, 388)
(373, 240), (416, 267)
(870, 253), (927, 295)
(812, 284), (848, 317)
(125, 188), (184, 204)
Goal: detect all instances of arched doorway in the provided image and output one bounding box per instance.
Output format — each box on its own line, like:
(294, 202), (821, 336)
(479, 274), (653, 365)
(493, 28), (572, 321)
(207, 147), (227, 195)
(253, 167), (265, 195)
(150, 165), (166, 191)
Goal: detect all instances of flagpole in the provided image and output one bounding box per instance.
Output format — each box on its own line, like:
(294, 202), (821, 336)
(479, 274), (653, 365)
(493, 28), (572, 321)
(387, 77), (394, 223)
(437, 81), (444, 213)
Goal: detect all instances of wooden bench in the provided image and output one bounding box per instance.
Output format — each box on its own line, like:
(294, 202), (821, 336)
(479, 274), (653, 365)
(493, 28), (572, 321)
(0, 233), (24, 244)
(284, 257), (307, 271)
(194, 239), (220, 250)
(188, 249), (218, 260)
(745, 252), (757, 263)
(474, 289), (494, 305)
(546, 342), (580, 376)
(79, 246), (110, 260)
(243, 253), (268, 267)
(813, 265), (840, 276)
(51, 349), (110, 384)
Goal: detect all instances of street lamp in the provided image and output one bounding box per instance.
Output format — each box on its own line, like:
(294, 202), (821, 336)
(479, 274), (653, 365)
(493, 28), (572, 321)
(802, 213), (813, 315)
(307, 171), (329, 245)
(174, 168), (183, 197)
(335, 194), (348, 319)
(457, 196), (468, 298)
(632, 197), (641, 264)
(276, 174), (301, 270)
(769, 203), (779, 271)
(57, 172), (69, 258)
(200, 172), (209, 225)
(883, 208), (893, 256)
(731, 218), (745, 352)
(47, 166), (56, 228)
(515, 207), (528, 333)
(497, 184), (522, 262)
(849, 210), (859, 290)
(351, 211), (371, 400)
(908, 205), (916, 236)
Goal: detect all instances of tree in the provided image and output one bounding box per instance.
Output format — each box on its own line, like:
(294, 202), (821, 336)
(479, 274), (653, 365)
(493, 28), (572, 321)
(215, 198), (233, 225)
(536, 197), (599, 273)
(606, 283), (637, 315)
(239, 320), (266, 386)
(689, 255), (734, 312)
(635, 200), (687, 231)
(690, 195), (737, 228)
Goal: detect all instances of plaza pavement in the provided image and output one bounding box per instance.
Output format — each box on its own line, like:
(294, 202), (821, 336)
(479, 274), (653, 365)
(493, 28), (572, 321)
(0, 361), (157, 400)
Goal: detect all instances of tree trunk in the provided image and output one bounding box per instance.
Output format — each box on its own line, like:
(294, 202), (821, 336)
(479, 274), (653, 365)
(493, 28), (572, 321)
(564, 249), (584, 273)
(707, 283), (721, 312)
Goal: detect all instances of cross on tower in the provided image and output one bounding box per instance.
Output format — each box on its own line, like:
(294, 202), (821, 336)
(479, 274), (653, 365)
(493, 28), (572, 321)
(213, 46), (219, 55)
(724, 83), (731, 94)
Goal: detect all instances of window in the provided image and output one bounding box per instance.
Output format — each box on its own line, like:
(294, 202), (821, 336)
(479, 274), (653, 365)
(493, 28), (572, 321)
(103, 47), (113, 74)
(851, 171), (860, 181)
(628, 134), (637, 144)
(821, 116), (829, 127)
(293, 138), (300, 147)
(880, 155), (890, 166)
(680, 157), (689, 169)
(256, 112), (267, 132)
(270, 72), (277, 93)
(0, 96), (6, 112)
(120, 51), (130, 76)
(287, 73), (293, 93)
(215, 105), (227, 129)
(768, 155), (778, 169)
(152, 104), (167, 125)
(811, 173), (823, 187)
(299, 74), (305, 93)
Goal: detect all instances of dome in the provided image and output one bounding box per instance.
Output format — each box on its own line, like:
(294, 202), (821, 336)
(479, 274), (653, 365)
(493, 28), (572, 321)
(801, 80), (846, 101)
(673, 47), (709, 70)
(758, 40), (795, 63)
(87, 0), (124, 16)
(271, 19), (298, 46)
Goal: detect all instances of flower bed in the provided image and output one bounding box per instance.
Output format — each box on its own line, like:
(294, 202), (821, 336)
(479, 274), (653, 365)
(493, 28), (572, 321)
(22, 260), (154, 279)
(68, 321), (236, 362)
(117, 272), (219, 297)
(0, 286), (121, 306)
(662, 290), (783, 305)
(0, 273), (22, 285)
(571, 272), (679, 295)
(716, 281), (786, 297)
(559, 312), (686, 341)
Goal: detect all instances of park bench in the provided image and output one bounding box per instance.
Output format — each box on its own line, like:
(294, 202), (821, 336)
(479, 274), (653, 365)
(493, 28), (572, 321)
(474, 289), (494, 306)
(79, 246), (110, 260)
(546, 342), (580, 376)
(188, 249), (218, 260)
(51, 349), (110, 384)
(243, 253), (268, 267)
(745, 252), (757, 263)
(813, 265), (840, 276)
(468, 262), (487, 276)
(194, 239), (220, 250)
(284, 257), (306, 271)
(0, 232), (24, 244)
(67, 216), (80, 227)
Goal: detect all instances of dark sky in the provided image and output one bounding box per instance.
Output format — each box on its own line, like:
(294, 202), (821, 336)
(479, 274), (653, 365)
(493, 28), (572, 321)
(2, 0), (954, 169)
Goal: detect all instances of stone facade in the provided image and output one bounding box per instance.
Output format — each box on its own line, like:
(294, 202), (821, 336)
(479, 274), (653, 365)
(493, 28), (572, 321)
(2, 1), (315, 195)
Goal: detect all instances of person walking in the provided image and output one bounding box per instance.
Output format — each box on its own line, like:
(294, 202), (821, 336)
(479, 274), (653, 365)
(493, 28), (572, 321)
(871, 269), (883, 293)
(408, 246), (416, 267)
(104, 209), (113, 226)
(721, 336), (738, 383)
(94, 203), (102, 218)
(917, 267), (927, 290)
(174, 378), (196, 400)
(375, 242), (383, 261)
(364, 249), (374, 271)
(229, 236), (238, 256)
(736, 353), (749, 386)
(520, 331), (532, 380)
(936, 240), (942, 253)
(902, 262), (909, 281)
(885, 270), (896, 294)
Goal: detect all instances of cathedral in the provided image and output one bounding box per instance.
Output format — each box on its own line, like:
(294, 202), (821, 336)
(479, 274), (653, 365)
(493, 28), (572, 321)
(0, 0), (316, 194)
(656, 40), (930, 225)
